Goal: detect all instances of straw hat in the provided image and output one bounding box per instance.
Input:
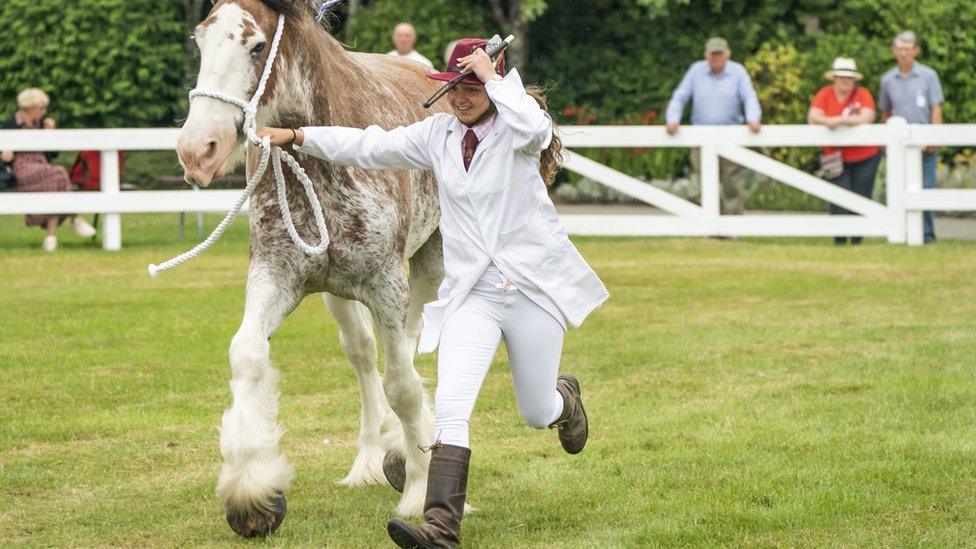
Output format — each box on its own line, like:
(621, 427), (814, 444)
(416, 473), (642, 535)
(824, 57), (863, 81)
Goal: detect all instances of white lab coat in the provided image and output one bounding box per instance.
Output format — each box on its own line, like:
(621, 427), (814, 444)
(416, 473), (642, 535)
(296, 69), (609, 353)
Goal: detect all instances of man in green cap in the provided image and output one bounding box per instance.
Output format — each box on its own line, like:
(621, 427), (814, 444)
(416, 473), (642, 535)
(666, 37), (762, 215)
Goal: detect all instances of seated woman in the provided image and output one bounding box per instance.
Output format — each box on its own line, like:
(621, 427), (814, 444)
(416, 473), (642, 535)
(1, 88), (96, 252)
(808, 58), (881, 245)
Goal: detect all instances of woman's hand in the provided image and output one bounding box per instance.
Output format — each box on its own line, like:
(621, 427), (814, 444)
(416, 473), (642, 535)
(457, 48), (500, 84)
(42, 117), (56, 129)
(256, 127), (304, 147)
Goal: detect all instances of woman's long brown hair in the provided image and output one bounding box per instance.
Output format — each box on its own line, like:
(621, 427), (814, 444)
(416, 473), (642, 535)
(525, 86), (563, 186)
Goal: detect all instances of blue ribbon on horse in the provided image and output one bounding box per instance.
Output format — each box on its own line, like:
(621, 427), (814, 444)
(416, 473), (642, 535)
(316, 0), (342, 22)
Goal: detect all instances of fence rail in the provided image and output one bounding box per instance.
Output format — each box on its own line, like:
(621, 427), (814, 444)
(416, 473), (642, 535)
(1, 118), (975, 249)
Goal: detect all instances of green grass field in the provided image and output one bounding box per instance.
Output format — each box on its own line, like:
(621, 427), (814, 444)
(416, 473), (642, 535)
(1, 213), (975, 547)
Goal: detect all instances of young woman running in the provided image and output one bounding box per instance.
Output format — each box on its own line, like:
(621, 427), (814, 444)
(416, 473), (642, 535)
(258, 37), (608, 548)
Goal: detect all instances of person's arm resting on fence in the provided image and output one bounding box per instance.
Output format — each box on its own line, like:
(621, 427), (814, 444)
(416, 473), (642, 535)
(1, 117), (16, 163)
(926, 72), (944, 152)
(483, 69), (552, 154)
(929, 70), (945, 125)
(665, 66), (694, 134)
(929, 74), (944, 124)
(258, 117), (437, 171)
(878, 77), (892, 122)
(739, 68), (762, 132)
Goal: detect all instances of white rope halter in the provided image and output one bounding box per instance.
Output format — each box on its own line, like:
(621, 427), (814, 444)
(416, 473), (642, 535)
(148, 15), (329, 278)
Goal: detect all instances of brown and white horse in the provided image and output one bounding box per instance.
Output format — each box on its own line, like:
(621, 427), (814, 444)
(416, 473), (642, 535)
(177, 0), (447, 537)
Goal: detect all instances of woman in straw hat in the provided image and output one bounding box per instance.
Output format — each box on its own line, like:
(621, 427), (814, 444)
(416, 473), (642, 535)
(808, 57), (882, 245)
(258, 37), (607, 548)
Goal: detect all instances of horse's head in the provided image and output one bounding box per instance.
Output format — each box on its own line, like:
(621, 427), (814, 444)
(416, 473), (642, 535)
(178, 0), (300, 186)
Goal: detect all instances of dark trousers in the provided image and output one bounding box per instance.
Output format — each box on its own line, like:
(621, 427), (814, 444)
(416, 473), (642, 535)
(829, 152), (881, 244)
(922, 152), (937, 241)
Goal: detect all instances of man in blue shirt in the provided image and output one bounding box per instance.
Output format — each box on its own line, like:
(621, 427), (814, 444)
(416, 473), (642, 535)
(666, 37), (762, 215)
(879, 31), (944, 244)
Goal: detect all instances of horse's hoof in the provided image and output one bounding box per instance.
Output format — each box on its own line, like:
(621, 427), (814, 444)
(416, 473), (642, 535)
(383, 451), (406, 493)
(226, 493), (287, 538)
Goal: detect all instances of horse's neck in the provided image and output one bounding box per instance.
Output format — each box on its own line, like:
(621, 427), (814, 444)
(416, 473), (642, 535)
(269, 21), (373, 129)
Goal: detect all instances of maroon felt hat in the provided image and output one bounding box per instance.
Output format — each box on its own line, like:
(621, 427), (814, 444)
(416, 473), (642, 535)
(426, 37), (506, 86)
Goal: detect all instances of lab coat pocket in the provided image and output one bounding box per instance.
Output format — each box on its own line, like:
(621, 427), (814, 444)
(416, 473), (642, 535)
(535, 240), (609, 327)
(439, 230), (480, 291)
(469, 148), (509, 194)
(498, 205), (565, 273)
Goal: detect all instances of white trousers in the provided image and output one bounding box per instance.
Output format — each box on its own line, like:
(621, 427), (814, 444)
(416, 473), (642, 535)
(434, 265), (566, 448)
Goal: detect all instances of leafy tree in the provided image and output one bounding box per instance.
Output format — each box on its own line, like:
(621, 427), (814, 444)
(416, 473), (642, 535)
(0, 0), (187, 127)
(486, 0), (548, 68)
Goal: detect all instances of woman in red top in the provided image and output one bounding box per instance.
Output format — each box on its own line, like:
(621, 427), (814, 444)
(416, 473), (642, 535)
(808, 58), (881, 245)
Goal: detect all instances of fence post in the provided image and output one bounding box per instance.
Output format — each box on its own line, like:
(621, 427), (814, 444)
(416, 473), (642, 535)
(700, 144), (720, 231)
(904, 144), (924, 246)
(904, 122), (924, 246)
(100, 150), (121, 251)
(884, 117), (908, 244)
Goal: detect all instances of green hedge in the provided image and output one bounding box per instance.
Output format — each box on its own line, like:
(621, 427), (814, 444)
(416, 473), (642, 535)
(0, 0), (187, 127)
(530, 0), (976, 125)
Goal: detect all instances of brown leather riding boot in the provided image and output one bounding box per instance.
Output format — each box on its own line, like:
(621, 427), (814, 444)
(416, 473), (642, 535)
(549, 374), (588, 454)
(387, 444), (470, 549)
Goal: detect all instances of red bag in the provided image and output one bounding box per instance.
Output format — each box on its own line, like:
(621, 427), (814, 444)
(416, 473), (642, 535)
(70, 151), (125, 191)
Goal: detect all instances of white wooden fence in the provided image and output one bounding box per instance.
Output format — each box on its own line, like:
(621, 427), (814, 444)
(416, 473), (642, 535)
(559, 118), (976, 246)
(1, 118), (974, 249)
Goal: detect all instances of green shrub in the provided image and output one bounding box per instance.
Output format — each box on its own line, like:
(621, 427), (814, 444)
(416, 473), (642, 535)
(0, 0), (187, 128)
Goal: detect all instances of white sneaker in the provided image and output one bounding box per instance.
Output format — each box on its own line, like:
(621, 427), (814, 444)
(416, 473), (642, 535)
(43, 235), (57, 252)
(71, 216), (97, 238)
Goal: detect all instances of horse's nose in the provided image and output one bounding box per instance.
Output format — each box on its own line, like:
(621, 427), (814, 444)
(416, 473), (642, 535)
(177, 134), (226, 187)
(193, 139), (220, 172)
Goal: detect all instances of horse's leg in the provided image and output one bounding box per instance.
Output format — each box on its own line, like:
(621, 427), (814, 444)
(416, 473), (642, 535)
(361, 266), (432, 517)
(219, 264), (302, 538)
(323, 293), (399, 487)
(406, 229), (444, 348)
(378, 232), (443, 485)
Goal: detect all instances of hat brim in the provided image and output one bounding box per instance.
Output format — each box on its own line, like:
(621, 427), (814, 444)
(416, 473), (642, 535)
(425, 71), (484, 86)
(825, 70), (864, 81)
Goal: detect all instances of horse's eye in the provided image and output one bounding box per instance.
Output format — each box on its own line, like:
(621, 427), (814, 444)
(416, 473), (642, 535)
(251, 42), (267, 56)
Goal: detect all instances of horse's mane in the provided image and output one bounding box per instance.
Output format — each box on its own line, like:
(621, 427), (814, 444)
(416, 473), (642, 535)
(257, 0), (311, 20)
(255, 0), (341, 33)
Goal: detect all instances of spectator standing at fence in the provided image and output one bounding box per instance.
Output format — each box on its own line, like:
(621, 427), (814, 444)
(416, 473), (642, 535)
(666, 37), (762, 215)
(1, 88), (96, 252)
(386, 22), (434, 68)
(808, 58), (881, 246)
(879, 30), (944, 244)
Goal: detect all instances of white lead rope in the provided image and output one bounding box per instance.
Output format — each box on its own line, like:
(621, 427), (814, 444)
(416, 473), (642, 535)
(149, 14), (329, 277)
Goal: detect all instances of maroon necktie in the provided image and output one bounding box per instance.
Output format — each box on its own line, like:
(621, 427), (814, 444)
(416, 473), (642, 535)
(462, 129), (479, 171)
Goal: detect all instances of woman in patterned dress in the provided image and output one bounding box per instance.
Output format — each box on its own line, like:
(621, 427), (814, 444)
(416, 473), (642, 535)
(1, 88), (96, 251)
